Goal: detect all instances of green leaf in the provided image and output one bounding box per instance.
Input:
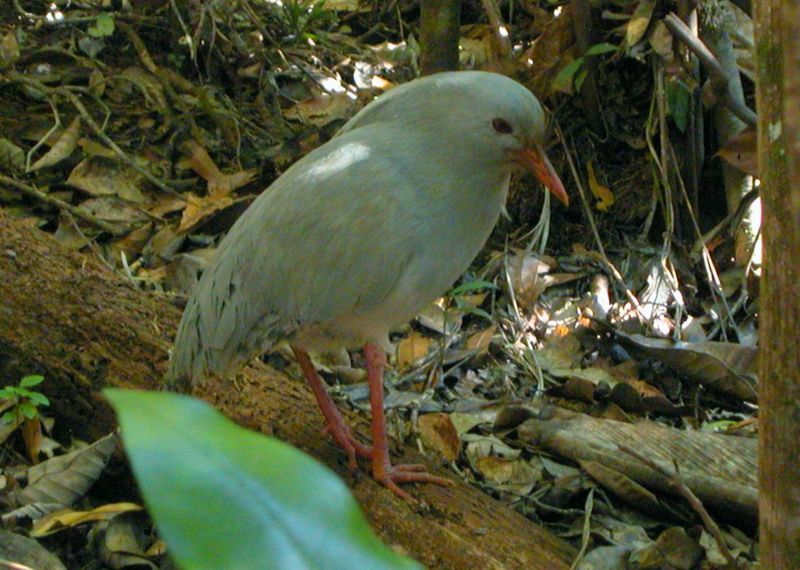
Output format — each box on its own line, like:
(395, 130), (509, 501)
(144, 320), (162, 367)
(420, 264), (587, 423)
(27, 393), (50, 407)
(666, 78), (690, 132)
(0, 388), (15, 399)
(105, 389), (420, 570)
(1, 410), (17, 424)
(585, 42), (618, 56)
(450, 280), (497, 296)
(456, 304), (493, 322)
(20, 375), (44, 388)
(552, 58), (585, 94)
(575, 68), (589, 93)
(19, 401), (38, 419)
(87, 14), (115, 38)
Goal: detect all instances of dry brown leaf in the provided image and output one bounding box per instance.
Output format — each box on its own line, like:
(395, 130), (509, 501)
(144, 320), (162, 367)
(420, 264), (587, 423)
(396, 332), (432, 369)
(626, 0), (655, 47)
(283, 93), (353, 127)
(522, 4), (576, 99)
(67, 155), (147, 203)
(181, 140), (258, 198)
(507, 250), (554, 309)
(30, 116), (81, 171)
(587, 161), (615, 211)
(31, 503), (142, 537)
(178, 192), (234, 233)
(717, 126), (758, 177)
(418, 413), (460, 462)
(21, 417), (42, 463)
(466, 324), (496, 353)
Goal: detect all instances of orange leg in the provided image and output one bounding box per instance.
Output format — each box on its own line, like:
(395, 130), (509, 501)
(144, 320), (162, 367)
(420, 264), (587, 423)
(292, 347), (372, 473)
(363, 343), (453, 501)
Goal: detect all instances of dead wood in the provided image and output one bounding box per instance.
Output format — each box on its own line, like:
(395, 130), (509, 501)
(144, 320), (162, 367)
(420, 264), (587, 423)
(518, 407), (757, 520)
(0, 210), (575, 570)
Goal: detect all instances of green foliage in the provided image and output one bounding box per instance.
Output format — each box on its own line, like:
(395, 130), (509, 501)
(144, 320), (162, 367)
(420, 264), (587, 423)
(552, 42), (618, 94)
(0, 375), (49, 424)
(105, 389), (420, 570)
(87, 14), (115, 38)
(665, 78), (691, 132)
(279, 0), (336, 40)
(450, 279), (498, 321)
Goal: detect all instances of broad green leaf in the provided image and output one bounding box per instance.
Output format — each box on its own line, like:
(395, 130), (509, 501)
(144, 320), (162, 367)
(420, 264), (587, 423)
(27, 393), (50, 407)
(552, 58), (584, 94)
(666, 79), (690, 133)
(585, 42), (618, 56)
(451, 279), (497, 296)
(20, 401), (37, 419)
(575, 68), (589, 93)
(105, 390), (419, 570)
(87, 14), (115, 38)
(20, 375), (45, 388)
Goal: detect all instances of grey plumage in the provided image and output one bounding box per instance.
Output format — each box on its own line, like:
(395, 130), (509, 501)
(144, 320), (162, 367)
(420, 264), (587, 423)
(165, 71), (550, 390)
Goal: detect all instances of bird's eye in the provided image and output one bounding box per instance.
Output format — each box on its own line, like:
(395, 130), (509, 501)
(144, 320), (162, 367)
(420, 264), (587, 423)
(492, 118), (513, 134)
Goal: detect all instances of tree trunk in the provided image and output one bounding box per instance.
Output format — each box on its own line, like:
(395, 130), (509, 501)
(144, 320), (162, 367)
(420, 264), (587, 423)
(754, 1), (800, 567)
(420, 0), (461, 75)
(0, 210), (575, 569)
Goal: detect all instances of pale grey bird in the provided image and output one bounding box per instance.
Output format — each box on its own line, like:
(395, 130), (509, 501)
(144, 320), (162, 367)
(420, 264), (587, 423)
(166, 71), (567, 500)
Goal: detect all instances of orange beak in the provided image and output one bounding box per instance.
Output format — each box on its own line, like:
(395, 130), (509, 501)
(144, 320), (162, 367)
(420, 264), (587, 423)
(512, 144), (569, 206)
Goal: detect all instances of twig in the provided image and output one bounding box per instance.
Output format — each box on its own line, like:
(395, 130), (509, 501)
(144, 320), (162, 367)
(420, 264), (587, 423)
(0, 175), (125, 236)
(480, 0), (512, 57)
(663, 13), (756, 127)
(554, 124), (646, 322)
(569, 487), (595, 570)
(618, 444), (739, 567)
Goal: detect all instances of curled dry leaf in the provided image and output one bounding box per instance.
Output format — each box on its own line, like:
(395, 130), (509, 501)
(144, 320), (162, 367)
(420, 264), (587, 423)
(417, 413), (460, 462)
(31, 503), (142, 537)
(30, 117), (81, 172)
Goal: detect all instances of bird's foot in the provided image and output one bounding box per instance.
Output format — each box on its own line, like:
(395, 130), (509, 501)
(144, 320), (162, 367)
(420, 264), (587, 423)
(322, 421), (373, 473)
(373, 461), (454, 503)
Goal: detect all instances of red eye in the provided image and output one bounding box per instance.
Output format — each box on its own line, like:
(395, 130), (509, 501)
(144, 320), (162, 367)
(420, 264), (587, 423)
(492, 118), (513, 134)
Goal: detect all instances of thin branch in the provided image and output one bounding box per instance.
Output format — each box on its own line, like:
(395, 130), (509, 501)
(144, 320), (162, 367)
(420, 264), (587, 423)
(618, 444), (739, 568)
(663, 12), (756, 127)
(0, 175), (126, 237)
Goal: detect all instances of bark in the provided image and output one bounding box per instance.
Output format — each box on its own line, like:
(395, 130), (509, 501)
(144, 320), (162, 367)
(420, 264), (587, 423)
(420, 0), (461, 75)
(754, 1), (800, 567)
(0, 210), (575, 569)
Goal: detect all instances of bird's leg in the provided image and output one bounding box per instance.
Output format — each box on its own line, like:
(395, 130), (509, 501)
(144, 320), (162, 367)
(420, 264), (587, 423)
(292, 347), (372, 473)
(363, 343), (454, 502)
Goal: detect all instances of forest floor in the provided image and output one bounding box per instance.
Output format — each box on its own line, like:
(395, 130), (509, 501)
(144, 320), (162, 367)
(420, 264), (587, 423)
(0, 1), (760, 568)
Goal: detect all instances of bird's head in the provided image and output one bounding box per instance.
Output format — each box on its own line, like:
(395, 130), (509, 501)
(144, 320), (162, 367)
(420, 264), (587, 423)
(341, 71), (568, 206)
(453, 72), (569, 206)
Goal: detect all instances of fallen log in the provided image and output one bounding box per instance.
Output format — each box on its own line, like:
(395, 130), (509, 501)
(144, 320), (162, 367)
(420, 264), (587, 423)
(0, 210), (575, 569)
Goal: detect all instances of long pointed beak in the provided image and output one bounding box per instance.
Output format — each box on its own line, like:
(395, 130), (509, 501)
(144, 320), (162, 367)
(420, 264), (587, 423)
(512, 144), (569, 206)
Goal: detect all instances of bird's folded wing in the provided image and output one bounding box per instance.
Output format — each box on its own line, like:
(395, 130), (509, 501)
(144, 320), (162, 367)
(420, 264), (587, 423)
(168, 126), (426, 385)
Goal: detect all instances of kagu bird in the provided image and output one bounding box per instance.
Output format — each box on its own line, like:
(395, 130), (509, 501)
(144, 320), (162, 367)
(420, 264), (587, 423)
(166, 71), (567, 500)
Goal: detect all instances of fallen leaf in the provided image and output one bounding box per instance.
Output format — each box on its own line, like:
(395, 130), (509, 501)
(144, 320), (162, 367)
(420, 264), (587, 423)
(30, 116), (81, 171)
(466, 324), (496, 353)
(31, 503), (142, 537)
(717, 126), (758, 177)
(418, 413), (460, 462)
(396, 332), (433, 369)
(626, 0), (655, 48)
(587, 161), (615, 211)
(67, 155), (147, 203)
